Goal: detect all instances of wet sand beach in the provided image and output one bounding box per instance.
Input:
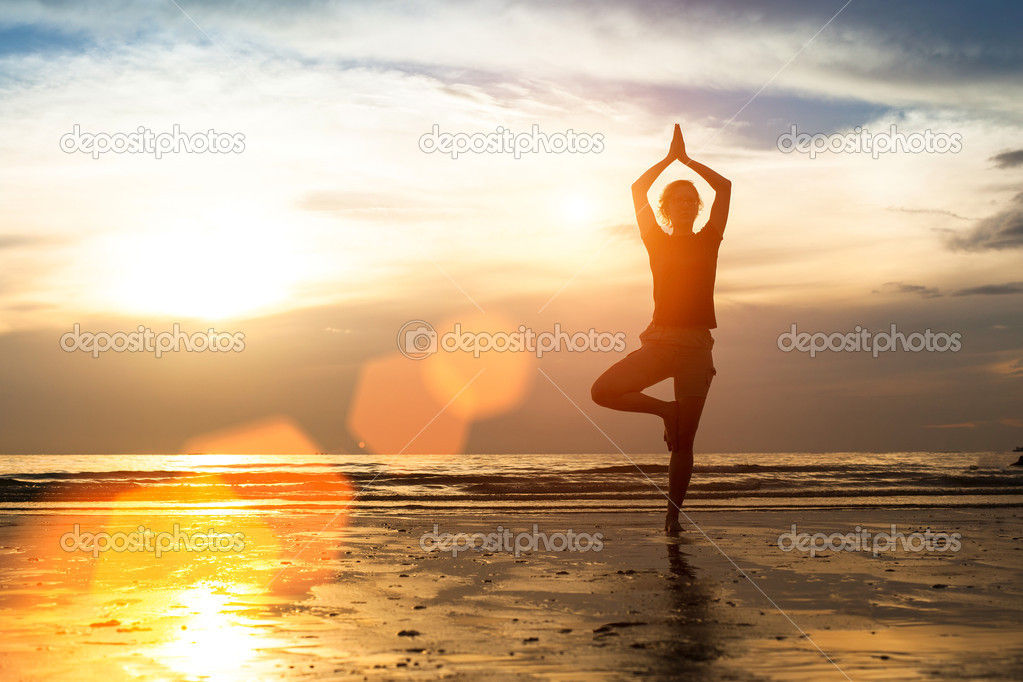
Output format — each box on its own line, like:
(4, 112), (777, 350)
(1, 507), (1021, 680)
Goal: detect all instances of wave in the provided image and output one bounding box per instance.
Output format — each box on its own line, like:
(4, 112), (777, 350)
(1, 452), (1020, 510)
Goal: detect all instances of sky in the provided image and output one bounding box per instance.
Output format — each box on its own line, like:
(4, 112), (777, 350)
(0, 0), (1021, 455)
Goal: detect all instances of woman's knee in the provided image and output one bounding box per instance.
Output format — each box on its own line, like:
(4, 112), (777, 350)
(590, 377), (615, 406)
(674, 397), (706, 445)
(676, 425), (698, 450)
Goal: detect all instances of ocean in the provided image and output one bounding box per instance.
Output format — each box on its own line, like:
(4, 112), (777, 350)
(1, 452), (1021, 515)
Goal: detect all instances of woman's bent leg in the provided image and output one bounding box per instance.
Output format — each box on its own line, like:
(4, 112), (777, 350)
(591, 345), (677, 445)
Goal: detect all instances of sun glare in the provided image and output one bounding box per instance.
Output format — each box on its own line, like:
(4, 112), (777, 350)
(560, 193), (594, 223)
(153, 584), (265, 679)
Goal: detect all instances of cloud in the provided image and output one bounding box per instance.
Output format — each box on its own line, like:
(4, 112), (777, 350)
(952, 281), (1023, 296)
(873, 281), (942, 298)
(296, 190), (468, 220)
(2, 0), (1022, 112)
(948, 191), (1023, 251)
(988, 358), (1023, 378)
(887, 206), (972, 221)
(0, 235), (49, 249)
(991, 149), (1023, 168)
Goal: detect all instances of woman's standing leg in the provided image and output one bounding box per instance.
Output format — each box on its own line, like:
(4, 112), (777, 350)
(665, 395), (707, 533)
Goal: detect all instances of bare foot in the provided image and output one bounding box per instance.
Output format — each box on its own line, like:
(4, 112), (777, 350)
(662, 401), (679, 453)
(664, 513), (683, 534)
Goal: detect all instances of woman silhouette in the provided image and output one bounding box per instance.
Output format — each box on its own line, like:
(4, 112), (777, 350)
(591, 124), (731, 533)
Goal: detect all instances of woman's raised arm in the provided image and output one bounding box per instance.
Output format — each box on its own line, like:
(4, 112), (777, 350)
(631, 127), (682, 237)
(674, 124), (731, 236)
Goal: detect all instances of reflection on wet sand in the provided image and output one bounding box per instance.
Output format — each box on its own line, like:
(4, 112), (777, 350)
(0, 464), (353, 680)
(664, 540), (722, 668)
(0, 507), (345, 680)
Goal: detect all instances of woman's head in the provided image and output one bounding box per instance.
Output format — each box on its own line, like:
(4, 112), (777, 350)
(658, 180), (703, 229)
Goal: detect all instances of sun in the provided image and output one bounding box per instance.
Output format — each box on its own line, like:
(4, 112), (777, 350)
(100, 206), (302, 320)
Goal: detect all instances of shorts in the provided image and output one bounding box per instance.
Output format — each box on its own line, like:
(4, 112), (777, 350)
(627, 323), (717, 398)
